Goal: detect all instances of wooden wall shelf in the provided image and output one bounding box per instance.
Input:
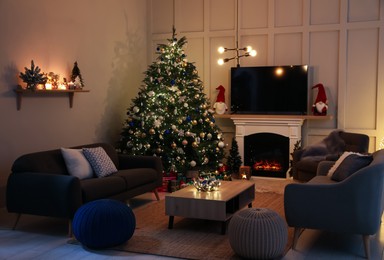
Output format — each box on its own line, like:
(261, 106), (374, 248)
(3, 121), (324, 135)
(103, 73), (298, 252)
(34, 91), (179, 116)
(14, 89), (90, 110)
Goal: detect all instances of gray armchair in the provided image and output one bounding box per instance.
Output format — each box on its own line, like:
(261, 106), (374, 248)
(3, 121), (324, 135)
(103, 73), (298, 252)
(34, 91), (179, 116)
(284, 149), (384, 259)
(292, 130), (369, 181)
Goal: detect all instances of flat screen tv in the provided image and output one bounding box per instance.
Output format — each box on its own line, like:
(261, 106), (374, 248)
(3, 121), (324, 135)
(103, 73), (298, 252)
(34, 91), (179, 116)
(230, 65), (309, 115)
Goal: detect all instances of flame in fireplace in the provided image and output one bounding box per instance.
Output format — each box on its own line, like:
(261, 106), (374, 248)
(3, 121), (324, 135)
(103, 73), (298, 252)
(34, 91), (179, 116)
(253, 160), (282, 172)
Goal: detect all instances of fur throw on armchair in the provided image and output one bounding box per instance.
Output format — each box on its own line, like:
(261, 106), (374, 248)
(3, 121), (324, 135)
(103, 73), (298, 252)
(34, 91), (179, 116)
(301, 130), (346, 159)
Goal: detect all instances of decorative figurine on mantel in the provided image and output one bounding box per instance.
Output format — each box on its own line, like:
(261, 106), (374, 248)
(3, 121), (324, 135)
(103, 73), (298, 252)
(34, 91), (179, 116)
(70, 61), (84, 89)
(312, 83), (328, 116)
(213, 85), (228, 114)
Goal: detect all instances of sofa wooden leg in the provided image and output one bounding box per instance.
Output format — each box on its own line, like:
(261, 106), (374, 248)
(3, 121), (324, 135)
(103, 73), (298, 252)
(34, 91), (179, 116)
(292, 227), (302, 250)
(362, 235), (370, 259)
(12, 213), (21, 230)
(68, 220), (73, 238)
(153, 189), (160, 201)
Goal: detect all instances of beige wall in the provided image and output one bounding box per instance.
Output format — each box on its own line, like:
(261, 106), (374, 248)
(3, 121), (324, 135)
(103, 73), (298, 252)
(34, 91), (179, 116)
(148, 0), (384, 151)
(0, 0), (148, 205)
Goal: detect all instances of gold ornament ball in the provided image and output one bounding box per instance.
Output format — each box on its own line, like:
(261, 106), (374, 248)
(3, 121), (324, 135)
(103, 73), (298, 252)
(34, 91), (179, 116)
(200, 132), (205, 138)
(149, 128), (155, 135)
(192, 120), (197, 125)
(195, 94), (200, 99)
(156, 148), (162, 154)
(141, 133), (147, 138)
(192, 142), (198, 148)
(171, 142), (177, 149)
(210, 122), (214, 127)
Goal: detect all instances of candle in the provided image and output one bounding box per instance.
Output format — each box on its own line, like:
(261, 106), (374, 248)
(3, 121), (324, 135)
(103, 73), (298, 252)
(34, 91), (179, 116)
(45, 83), (52, 90)
(68, 81), (75, 89)
(58, 84), (66, 90)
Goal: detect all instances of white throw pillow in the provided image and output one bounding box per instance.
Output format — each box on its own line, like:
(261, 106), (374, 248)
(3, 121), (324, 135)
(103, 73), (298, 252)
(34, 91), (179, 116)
(327, 151), (365, 177)
(61, 148), (94, 179)
(82, 147), (118, 178)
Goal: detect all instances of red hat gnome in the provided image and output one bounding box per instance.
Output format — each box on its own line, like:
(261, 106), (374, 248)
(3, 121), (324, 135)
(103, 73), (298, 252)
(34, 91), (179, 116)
(312, 83), (328, 115)
(213, 85), (228, 114)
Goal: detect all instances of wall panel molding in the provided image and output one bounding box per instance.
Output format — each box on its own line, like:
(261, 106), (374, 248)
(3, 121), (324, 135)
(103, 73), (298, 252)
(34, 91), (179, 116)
(148, 0), (384, 151)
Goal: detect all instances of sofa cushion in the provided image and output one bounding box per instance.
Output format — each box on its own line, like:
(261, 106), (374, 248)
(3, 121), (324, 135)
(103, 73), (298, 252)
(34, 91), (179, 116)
(83, 147), (118, 178)
(296, 156), (325, 173)
(115, 168), (158, 190)
(308, 175), (337, 185)
(331, 153), (373, 182)
(327, 151), (356, 177)
(61, 148), (94, 179)
(80, 176), (127, 203)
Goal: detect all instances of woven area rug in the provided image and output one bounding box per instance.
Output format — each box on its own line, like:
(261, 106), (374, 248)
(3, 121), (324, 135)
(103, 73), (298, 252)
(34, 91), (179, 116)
(109, 191), (293, 260)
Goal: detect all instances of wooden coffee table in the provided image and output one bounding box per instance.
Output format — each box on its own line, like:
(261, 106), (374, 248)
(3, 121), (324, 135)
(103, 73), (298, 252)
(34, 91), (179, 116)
(165, 180), (255, 234)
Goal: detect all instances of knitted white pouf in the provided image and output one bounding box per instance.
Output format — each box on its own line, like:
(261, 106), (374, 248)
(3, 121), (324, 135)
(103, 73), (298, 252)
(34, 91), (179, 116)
(228, 208), (288, 259)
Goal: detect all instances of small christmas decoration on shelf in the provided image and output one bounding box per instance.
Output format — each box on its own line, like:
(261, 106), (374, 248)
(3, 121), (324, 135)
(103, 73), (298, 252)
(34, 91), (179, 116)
(19, 60), (47, 90)
(213, 85), (228, 114)
(69, 61), (84, 89)
(312, 83), (328, 115)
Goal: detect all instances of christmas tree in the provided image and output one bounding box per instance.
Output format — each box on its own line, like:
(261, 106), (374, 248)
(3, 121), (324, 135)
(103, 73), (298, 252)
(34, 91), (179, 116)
(19, 60), (47, 90)
(117, 29), (225, 175)
(227, 137), (242, 174)
(70, 61), (84, 88)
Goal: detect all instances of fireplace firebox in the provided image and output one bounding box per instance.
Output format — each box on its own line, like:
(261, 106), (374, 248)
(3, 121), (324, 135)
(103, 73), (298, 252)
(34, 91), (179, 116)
(244, 133), (289, 178)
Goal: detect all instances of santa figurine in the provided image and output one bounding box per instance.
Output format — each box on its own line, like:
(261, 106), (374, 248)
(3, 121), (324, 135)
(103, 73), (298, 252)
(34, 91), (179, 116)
(213, 85), (228, 114)
(312, 83), (328, 115)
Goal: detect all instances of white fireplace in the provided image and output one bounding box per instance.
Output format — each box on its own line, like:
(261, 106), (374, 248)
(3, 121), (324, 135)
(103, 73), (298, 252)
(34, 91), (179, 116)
(231, 115), (305, 172)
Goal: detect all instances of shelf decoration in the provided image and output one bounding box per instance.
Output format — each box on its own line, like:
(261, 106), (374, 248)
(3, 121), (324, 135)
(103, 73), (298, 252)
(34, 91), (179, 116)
(70, 61), (84, 89)
(15, 60), (89, 110)
(19, 60), (47, 90)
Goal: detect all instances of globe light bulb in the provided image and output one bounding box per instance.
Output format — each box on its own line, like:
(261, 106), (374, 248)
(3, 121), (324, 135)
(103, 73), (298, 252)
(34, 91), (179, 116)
(275, 67), (284, 76)
(218, 46), (225, 54)
(246, 46), (253, 52)
(249, 50), (257, 57)
(217, 59), (224, 65)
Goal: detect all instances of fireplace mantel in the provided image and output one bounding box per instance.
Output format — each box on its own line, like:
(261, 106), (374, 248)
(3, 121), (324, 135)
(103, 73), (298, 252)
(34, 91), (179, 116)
(215, 114), (333, 174)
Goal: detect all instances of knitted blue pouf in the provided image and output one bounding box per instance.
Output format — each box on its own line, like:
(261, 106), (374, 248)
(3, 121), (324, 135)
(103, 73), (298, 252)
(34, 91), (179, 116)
(72, 199), (136, 249)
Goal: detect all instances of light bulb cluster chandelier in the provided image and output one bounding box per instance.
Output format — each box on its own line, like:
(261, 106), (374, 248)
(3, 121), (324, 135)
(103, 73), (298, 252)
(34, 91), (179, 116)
(217, 44), (257, 67)
(217, 0), (257, 67)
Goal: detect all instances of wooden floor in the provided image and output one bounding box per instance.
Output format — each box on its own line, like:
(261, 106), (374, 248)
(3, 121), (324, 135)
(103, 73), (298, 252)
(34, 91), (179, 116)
(1, 191), (383, 260)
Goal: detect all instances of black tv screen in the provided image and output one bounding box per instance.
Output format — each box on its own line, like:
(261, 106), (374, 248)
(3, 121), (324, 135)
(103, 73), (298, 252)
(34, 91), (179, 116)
(230, 65), (309, 115)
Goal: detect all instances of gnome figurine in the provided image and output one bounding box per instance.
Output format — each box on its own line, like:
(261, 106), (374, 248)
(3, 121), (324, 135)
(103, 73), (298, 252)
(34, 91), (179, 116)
(312, 83), (328, 115)
(213, 85), (228, 114)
